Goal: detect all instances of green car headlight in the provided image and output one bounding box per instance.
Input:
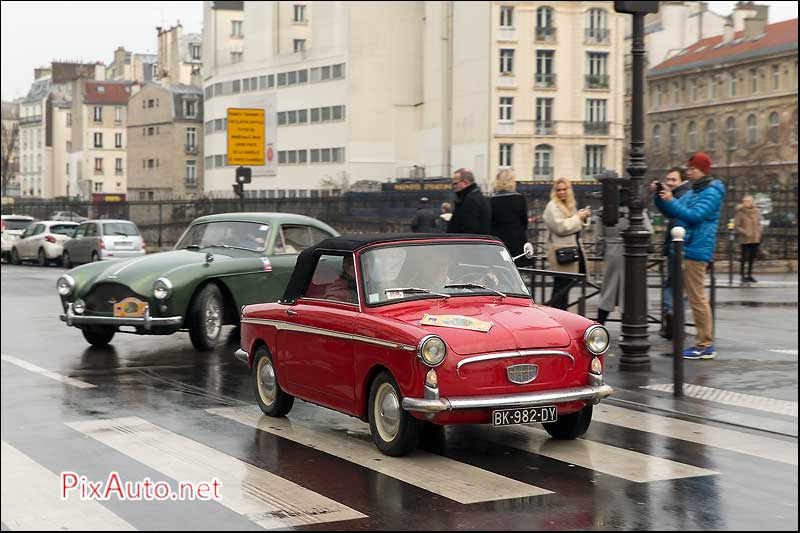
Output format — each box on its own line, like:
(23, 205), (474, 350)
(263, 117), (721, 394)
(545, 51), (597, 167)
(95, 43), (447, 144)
(418, 335), (447, 367)
(57, 275), (75, 297)
(584, 325), (610, 355)
(153, 278), (173, 300)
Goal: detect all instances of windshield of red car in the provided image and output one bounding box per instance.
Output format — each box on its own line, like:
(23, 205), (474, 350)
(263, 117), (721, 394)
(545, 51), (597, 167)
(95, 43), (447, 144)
(360, 243), (530, 305)
(175, 221), (270, 252)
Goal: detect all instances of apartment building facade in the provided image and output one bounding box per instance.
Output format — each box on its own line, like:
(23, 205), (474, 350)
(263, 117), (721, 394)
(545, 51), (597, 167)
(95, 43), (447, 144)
(128, 83), (204, 199)
(646, 18), (798, 189)
(157, 24), (203, 86)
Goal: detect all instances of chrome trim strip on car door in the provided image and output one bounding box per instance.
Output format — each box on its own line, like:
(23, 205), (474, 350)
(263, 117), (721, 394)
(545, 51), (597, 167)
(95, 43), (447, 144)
(241, 318), (416, 351)
(456, 349), (575, 376)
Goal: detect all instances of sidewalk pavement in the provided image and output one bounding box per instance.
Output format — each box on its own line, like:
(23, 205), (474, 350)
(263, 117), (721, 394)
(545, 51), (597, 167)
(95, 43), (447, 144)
(597, 272), (798, 438)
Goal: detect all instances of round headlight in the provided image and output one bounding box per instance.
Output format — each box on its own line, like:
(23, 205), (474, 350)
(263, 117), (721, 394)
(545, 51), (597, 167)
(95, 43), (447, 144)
(73, 299), (86, 315)
(584, 325), (610, 355)
(418, 335), (447, 367)
(152, 278), (173, 300)
(57, 275), (75, 296)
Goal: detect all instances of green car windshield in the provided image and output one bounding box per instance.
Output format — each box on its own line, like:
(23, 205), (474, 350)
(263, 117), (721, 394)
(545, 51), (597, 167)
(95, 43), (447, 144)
(360, 243), (530, 305)
(176, 221), (270, 253)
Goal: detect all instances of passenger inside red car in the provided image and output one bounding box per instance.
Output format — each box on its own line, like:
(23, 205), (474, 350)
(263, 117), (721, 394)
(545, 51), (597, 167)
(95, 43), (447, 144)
(323, 254), (357, 304)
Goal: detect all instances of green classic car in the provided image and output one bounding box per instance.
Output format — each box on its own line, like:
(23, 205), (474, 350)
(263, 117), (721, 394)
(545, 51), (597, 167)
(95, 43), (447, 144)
(57, 212), (338, 351)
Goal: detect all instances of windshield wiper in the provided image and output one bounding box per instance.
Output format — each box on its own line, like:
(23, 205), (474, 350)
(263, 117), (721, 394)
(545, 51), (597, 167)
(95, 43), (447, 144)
(185, 243), (259, 252)
(445, 283), (507, 299)
(112, 231), (133, 236)
(384, 287), (450, 299)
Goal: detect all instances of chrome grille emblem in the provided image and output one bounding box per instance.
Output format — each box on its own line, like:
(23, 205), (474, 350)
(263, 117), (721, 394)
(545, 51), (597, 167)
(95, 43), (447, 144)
(507, 364), (538, 385)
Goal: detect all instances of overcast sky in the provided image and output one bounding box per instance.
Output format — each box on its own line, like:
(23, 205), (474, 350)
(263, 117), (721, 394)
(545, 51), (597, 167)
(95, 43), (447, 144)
(2, 1), (797, 101)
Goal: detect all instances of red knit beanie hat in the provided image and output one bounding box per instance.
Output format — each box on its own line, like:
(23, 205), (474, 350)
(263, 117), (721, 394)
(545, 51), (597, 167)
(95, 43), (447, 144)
(688, 152), (712, 175)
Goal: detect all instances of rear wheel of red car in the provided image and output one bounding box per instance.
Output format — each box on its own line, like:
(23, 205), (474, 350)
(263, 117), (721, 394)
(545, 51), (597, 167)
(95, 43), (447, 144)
(188, 283), (224, 352)
(543, 405), (593, 440)
(368, 371), (420, 456)
(82, 326), (116, 347)
(253, 346), (294, 417)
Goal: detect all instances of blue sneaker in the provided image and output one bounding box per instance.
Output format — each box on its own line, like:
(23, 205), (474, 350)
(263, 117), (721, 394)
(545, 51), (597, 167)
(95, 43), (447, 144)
(683, 345), (716, 359)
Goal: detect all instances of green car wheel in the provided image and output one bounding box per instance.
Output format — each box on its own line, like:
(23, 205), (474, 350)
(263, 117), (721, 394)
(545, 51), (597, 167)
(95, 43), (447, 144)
(188, 283), (224, 352)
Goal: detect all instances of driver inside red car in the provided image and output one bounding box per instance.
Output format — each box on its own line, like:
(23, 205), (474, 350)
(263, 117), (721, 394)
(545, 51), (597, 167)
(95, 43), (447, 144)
(323, 255), (358, 304)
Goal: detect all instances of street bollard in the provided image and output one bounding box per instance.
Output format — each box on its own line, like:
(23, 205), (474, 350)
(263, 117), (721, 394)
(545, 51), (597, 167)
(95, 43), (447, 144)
(671, 227), (685, 397)
(727, 222), (735, 286)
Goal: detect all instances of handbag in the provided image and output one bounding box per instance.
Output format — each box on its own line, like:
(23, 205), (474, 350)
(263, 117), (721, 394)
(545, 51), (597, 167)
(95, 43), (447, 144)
(555, 246), (580, 265)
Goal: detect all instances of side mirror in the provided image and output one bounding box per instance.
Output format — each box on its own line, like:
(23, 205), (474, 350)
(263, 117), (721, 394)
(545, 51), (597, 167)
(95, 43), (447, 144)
(513, 242), (535, 262)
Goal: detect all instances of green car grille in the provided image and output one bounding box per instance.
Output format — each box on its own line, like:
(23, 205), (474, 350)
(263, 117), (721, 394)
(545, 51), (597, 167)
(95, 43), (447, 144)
(84, 283), (143, 314)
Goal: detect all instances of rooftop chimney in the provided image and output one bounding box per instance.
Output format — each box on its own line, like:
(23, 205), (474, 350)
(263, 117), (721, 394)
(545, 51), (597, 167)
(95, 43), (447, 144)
(722, 16), (734, 44)
(744, 4), (769, 38)
(34, 67), (51, 80)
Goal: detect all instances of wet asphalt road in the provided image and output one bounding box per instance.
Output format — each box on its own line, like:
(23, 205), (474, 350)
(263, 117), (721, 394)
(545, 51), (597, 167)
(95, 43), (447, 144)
(1, 263), (797, 531)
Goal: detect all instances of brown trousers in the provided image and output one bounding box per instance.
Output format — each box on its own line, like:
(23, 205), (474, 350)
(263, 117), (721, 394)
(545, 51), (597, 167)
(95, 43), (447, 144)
(684, 259), (713, 348)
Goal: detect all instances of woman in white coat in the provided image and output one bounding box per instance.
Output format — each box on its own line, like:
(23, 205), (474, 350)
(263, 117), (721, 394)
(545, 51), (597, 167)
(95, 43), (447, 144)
(543, 178), (591, 310)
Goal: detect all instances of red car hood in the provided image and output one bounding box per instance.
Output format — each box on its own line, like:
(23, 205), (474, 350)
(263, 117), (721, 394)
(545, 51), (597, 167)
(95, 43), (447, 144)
(388, 299), (572, 355)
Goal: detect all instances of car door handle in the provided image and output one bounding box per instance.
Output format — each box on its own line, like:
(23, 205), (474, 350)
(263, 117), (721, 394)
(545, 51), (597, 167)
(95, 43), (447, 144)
(286, 309), (298, 316)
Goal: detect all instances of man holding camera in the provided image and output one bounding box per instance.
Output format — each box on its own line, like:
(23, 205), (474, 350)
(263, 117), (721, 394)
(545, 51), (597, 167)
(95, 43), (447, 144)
(651, 153), (725, 360)
(658, 167), (691, 339)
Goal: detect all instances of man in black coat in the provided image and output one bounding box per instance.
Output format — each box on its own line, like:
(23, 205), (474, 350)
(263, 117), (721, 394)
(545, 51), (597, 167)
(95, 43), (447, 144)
(410, 197), (437, 233)
(447, 168), (491, 235)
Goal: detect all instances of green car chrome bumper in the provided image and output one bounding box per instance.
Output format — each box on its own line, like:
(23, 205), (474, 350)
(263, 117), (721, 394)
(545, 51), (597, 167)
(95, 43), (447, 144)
(60, 302), (183, 330)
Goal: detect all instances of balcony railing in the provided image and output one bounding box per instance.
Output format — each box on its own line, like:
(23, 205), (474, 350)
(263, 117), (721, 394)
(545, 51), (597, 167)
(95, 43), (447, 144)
(585, 74), (610, 89)
(535, 26), (556, 42)
(582, 167), (607, 179)
(534, 73), (556, 88)
(585, 28), (610, 44)
(115, 169), (123, 176)
(534, 121), (556, 135)
(93, 168), (104, 176)
(185, 144), (199, 155)
(584, 121), (610, 135)
(19, 115), (42, 126)
(533, 166), (554, 179)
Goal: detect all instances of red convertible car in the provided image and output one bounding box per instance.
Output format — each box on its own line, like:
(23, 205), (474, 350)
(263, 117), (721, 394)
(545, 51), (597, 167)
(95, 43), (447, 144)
(235, 234), (612, 456)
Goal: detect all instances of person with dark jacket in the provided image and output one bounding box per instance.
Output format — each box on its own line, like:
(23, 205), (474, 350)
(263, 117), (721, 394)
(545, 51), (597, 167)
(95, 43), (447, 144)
(410, 197), (437, 233)
(659, 166), (691, 339)
(652, 152), (725, 360)
(447, 168), (491, 234)
(490, 169), (528, 264)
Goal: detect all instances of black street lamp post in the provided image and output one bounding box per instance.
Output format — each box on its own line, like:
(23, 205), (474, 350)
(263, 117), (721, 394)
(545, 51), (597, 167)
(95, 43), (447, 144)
(615, 2), (659, 371)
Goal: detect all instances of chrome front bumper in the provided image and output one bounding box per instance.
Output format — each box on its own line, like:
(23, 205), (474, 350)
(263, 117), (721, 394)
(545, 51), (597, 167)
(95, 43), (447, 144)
(234, 348), (249, 364)
(60, 303), (182, 330)
(402, 380), (613, 413)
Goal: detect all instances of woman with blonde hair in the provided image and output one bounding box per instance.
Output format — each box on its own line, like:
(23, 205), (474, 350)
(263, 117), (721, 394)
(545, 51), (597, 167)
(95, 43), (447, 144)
(543, 177), (591, 310)
(490, 169), (528, 264)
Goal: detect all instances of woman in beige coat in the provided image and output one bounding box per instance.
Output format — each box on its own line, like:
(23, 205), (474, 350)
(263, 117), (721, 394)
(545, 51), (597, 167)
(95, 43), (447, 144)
(543, 178), (591, 310)
(734, 195), (762, 283)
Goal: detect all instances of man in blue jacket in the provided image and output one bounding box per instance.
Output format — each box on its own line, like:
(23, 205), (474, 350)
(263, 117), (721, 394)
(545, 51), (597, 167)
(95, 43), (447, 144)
(652, 152), (725, 360)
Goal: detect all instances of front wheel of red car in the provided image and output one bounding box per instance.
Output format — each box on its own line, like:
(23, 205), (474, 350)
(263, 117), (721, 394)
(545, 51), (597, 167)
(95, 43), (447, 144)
(543, 405), (593, 440)
(368, 371), (420, 456)
(253, 346), (294, 417)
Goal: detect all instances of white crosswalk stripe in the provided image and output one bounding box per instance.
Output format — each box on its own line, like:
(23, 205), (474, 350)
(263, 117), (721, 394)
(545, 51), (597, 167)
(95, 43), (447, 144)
(490, 425), (717, 483)
(1, 441), (136, 531)
(2, 354), (96, 389)
(594, 404), (798, 466)
(640, 383), (798, 417)
(66, 417), (366, 529)
(770, 349), (798, 356)
(208, 405), (552, 504)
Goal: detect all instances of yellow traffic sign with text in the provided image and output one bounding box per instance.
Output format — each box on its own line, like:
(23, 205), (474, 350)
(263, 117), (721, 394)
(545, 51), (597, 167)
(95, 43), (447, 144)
(227, 108), (265, 166)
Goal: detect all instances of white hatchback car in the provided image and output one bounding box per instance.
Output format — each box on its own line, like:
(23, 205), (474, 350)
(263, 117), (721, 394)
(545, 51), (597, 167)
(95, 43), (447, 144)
(1, 215), (35, 262)
(9, 220), (79, 266)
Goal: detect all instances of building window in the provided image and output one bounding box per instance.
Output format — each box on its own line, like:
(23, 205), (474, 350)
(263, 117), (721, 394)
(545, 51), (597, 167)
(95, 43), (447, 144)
(191, 43), (201, 60)
(689, 79), (697, 101)
(94, 158), (103, 173)
(586, 8), (609, 43)
(751, 69), (758, 93)
(535, 50), (555, 86)
(294, 39), (306, 52)
(655, 84), (663, 106)
(499, 6), (513, 28)
(66, 141), (72, 152)
(232, 20), (243, 37)
(231, 51), (243, 63)
(536, 98), (554, 134)
(499, 49), (514, 74)
(669, 123), (678, 154)
(499, 143), (513, 168)
(672, 81), (680, 104)
(499, 97), (513, 121)
(726, 117), (737, 148)
(115, 133), (122, 148)
(114, 106), (122, 123)
(115, 158), (123, 174)
(584, 145), (606, 177)
(768, 112), (780, 143)
(93, 132), (103, 148)
(294, 4), (306, 22)
(186, 127), (196, 149)
(186, 160), (197, 185)
(536, 6), (555, 38)
(746, 114), (758, 145)
(705, 119), (716, 151)
(708, 76), (717, 99)
(94, 182), (103, 193)
(586, 99), (607, 123)
(66, 112), (72, 127)
(687, 121), (697, 151)
(772, 64), (780, 89)
(534, 144), (553, 178)
(652, 125), (662, 152)
(728, 73), (736, 97)
(93, 107), (102, 122)
(586, 52), (609, 88)
(185, 100), (197, 118)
